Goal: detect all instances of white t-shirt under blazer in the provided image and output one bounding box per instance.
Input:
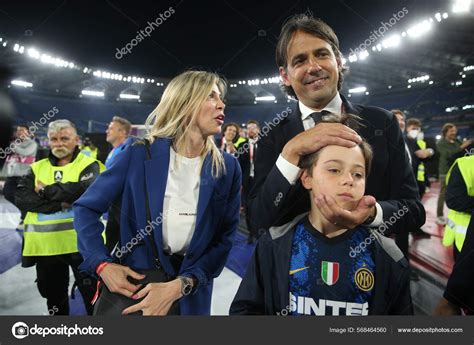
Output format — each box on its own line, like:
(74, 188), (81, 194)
(162, 147), (202, 255)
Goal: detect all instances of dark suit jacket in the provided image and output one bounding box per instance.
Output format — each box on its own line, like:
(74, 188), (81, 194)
(73, 138), (242, 315)
(247, 95), (425, 237)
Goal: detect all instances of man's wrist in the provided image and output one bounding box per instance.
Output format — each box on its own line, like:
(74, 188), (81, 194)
(363, 206), (377, 225)
(282, 144), (299, 166)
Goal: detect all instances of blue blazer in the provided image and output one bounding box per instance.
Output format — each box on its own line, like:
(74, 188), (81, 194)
(73, 138), (241, 315)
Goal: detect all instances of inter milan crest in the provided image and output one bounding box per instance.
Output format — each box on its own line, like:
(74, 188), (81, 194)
(53, 170), (63, 182)
(321, 261), (339, 286)
(355, 267), (375, 291)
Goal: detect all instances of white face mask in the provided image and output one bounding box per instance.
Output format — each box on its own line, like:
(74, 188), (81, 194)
(417, 132), (424, 141)
(407, 129), (419, 139)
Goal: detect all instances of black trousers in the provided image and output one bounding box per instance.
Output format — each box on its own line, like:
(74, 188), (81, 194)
(105, 197), (122, 253)
(35, 253), (97, 315)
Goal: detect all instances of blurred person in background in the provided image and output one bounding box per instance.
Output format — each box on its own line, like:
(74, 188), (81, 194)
(15, 119), (104, 315)
(105, 116), (132, 169)
(103, 116), (133, 252)
(435, 154), (474, 315)
(220, 122), (247, 154)
(436, 123), (472, 225)
(80, 137), (98, 159)
(1, 125), (38, 222)
(243, 120), (261, 242)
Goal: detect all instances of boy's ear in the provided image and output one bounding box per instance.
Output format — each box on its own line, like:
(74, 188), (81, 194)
(300, 170), (312, 190)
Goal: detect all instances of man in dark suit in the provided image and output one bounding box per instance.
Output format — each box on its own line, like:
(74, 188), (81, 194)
(248, 14), (425, 241)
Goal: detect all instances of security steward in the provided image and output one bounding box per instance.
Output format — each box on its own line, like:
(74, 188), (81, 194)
(16, 119), (105, 315)
(442, 155), (474, 259)
(436, 154), (474, 314)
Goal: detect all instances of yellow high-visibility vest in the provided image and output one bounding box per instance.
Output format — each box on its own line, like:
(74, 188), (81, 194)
(23, 152), (105, 256)
(417, 139), (427, 182)
(80, 145), (98, 159)
(442, 155), (474, 251)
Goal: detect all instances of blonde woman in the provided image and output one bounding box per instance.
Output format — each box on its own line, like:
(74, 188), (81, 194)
(73, 71), (241, 315)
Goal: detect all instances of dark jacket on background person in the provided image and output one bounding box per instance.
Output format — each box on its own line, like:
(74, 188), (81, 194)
(437, 138), (463, 175)
(230, 213), (413, 315)
(247, 96), (425, 237)
(73, 138), (242, 315)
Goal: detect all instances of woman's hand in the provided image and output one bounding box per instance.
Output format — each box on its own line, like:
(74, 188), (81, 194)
(99, 263), (145, 298)
(122, 279), (182, 316)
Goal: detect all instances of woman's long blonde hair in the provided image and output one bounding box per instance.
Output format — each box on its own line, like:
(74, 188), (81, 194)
(145, 70), (227, 178)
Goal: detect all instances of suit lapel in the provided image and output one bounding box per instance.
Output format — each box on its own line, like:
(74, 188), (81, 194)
(144, 138), (171, 265)
(283, 106), (305, 140)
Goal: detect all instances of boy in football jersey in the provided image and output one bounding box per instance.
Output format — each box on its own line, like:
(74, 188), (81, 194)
(230, 115), (413, 315)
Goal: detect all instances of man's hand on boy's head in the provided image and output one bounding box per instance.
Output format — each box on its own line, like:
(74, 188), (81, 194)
(282, 123), (362, 166)
(315, 194), (377, 229)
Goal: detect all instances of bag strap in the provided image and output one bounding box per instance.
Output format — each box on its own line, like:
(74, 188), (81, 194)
(143, 139), (163, 270)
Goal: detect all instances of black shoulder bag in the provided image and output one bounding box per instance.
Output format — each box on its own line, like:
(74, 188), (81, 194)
(93, 139), (181, 315)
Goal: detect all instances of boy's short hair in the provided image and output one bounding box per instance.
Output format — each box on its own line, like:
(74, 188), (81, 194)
(299, 113), (373, 176)
(406, 118), (422, 128)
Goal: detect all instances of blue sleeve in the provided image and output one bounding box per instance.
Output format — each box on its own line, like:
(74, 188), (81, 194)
(180, 157), (242, 290)
(73, 145), (134, 274)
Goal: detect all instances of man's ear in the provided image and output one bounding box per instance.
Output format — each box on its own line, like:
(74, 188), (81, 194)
(279, 66), (291, 87)
(300, 170), (312, 190)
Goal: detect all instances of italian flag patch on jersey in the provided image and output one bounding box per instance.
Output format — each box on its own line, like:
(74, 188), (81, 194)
(321, 261), (339, 285)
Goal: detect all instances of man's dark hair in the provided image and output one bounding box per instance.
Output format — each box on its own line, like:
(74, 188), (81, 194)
(276, 14), (347, 98)
(406, 118), (422, 128)
(391, 109), (405, 119)
(247, 120), (260, 128)
(222, 122), (241, 143)
(442, 123), (456, 138)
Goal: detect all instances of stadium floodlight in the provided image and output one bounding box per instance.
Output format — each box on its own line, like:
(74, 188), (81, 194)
(18, 46), (24, 54)
(11, 80), (33, 88)
(464, 65), (474, 71)
(452, 0), (471, 13)
(407, 20), (432, 38)
(13, 43), (19, 52)
(382, 34), (400, 48)
(446, 106), (459, 112)
(358, 50), (369, 60)
(255, 95), (276, 102)
(463, 104), (474, 110)
(119, 93), (140, 100)
(348, 54), (358, 63)
(348, 86), (367, 93)
(429, 80), (434, 85)
(27, 48), (40, 59)
(442, 12), (449, 19)
(435, 13), (442, 21)
(81, 90), (104, 97)
(436, 135), (442, 140)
